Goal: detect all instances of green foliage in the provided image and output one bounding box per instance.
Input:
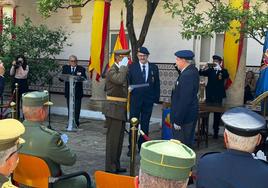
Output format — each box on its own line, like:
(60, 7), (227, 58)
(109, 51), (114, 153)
(163, 0), (268, 44)
(0, 17), (70, 85)
(37, 0), (85, 17)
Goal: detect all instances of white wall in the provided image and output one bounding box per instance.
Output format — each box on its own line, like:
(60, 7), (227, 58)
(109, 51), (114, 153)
(15, 0), (262, 66)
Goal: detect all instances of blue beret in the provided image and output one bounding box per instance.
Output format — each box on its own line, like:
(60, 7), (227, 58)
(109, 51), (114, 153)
(174, 50), (194, 60)
(212, 55), (222, 61)
(138, 47), (150, 55)
(221, 107), (267, 137)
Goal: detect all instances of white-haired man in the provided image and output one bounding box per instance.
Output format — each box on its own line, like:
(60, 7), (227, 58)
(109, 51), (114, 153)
(197, 107), (268, 188)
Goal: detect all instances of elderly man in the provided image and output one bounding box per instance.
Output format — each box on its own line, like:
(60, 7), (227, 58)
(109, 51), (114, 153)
(171, 50), (199, 148)
(138, 139), (196, 188)
(103, 49), (130, 173)
(128, 47), (160, 155)
(197, 107), (268, 188)
(20, 91), (89, 188)
(61, 55), (87, 128)
(0, 119), (25, 188)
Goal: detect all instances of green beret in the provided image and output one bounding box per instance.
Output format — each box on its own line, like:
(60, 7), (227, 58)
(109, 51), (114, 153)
(114, 49), (131, 56)
(22, 91), (53, 107)
(0, 119), (25, 151)
(140, 139), (196, 181)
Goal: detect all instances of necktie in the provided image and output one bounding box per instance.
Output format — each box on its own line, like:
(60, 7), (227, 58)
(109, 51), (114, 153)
(71, 67), (75, 75)
(142, 65), (146, 83)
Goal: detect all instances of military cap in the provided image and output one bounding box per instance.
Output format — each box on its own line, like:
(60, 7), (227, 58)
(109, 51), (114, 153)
(174, 50), (195, 60)
(114, 49), (131, 56)
(0, 119), (25, 151)
(221, 107), (267, 137)
(212, 55), (222, 62)
(140, 139), (196, 181)
(138, 47), (150, 55)
(22, 90), (53, 107)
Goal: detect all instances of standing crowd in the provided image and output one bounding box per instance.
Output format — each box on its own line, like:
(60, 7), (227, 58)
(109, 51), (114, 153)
(0, 47), (268, 188)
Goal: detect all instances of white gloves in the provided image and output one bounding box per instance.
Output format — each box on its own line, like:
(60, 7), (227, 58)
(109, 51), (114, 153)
(118, 57), (129, 67)
(61, 134), (69, 144)
(214, 63), (222, 71)
(173, 123), (181, 131)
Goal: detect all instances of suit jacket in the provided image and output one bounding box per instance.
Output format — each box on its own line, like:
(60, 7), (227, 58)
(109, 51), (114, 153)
(103, 64), (128, 121)
(20, 121), (76, 176)
(128, 62), (160, 106)
(61, 65), (87, 99)
(199, 67), (229, 102)
(197, 149), (268, 188)
(170, 64), (199, 125)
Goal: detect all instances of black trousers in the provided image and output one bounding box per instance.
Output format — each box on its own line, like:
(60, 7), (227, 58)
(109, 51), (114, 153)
(66, 96), (82, 126)
(206, 98), (223, 135)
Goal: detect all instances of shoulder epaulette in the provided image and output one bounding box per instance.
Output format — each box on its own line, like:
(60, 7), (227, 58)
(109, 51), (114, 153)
(40, 125), (57, 135)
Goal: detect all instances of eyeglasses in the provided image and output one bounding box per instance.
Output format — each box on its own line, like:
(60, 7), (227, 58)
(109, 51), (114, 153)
(5, 144), (23, 161)
(69, 60), (76, 62)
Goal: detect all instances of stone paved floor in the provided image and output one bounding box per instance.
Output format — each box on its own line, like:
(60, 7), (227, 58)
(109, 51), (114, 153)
(49, 114), (226, 187)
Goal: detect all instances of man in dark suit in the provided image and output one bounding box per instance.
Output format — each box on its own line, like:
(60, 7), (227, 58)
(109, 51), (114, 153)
(197, 107), (268, 188)
(171, 50), (199, 148)
(103, 49), (130, 173)
(199, 55), (229, 139)
(61, 55), (87, 127)
(128, 47), (160, 154)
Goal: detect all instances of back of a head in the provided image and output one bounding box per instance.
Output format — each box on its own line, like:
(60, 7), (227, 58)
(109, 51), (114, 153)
(139, 139), (196, 188)
(221, 107), (266, 152)
(22, 91), (53, 121)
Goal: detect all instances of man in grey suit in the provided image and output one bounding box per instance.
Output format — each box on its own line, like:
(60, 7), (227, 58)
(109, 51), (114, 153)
(103, 49), (130, 173)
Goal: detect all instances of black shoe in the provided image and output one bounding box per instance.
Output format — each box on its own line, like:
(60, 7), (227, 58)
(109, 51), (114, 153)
(116, 168), (127, 173)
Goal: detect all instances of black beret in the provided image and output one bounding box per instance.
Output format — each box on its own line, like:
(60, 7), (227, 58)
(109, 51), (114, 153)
(221, 107), (267, 137)
(138, 47), (150, 55)
(212, 55), (222, 61)
(174, 50), (195, 60)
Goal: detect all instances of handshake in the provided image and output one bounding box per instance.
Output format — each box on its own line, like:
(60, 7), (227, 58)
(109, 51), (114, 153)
(118, 57), (129, 68)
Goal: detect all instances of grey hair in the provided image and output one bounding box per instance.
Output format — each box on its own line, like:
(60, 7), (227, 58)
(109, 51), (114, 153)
(139, 169), (188, 188)
(187, 59), (195, 64)
(0, 145), (17, 166)
(69, 55), (78, 61)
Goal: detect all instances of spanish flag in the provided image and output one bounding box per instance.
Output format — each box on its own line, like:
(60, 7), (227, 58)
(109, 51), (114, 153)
(108, 10), (129, 68)
(88, 0), (110, 81)
(223, 0), (249, 88)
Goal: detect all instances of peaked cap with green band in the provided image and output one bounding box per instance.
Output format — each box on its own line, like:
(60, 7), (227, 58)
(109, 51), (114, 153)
(22, 90), (53, 107)
(140, 139), (196, 181)
(0, 119), (25, 151)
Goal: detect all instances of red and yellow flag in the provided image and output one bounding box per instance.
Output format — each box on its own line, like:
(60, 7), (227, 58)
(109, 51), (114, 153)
(108, 10), (129, 68)
(88, 0), (110, 81)
(223, 0), (249, 88)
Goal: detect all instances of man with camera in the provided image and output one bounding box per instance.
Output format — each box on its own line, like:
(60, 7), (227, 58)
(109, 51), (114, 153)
(199, 55), (229, 139)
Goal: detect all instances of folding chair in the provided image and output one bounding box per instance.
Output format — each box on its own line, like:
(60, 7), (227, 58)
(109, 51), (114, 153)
(95, 171), (136, 188)
(13, 154), (91, 188)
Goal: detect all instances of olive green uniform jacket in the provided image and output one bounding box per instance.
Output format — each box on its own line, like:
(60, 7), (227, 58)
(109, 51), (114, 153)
(20, 120), (87, 188)
(103, 64), (128, 171)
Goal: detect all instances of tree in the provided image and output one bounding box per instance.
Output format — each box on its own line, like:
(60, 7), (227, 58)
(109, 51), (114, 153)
(37, 0), (160, 62)
(163, 0), (268, 44)
(0, 17), (70, 85)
